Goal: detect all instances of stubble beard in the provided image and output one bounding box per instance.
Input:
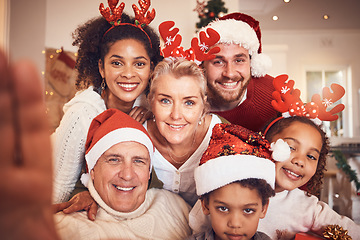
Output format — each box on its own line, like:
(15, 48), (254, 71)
(207, 77), (250, 111)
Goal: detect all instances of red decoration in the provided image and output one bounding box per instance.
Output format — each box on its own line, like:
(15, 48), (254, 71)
(295, 232), (325, 240)
(209, 12), (215, 17)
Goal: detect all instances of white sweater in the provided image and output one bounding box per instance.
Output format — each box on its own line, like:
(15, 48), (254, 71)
(55, 180), (192, 240)
(189, 188), (360, 240)
(52, 87), (106, 203)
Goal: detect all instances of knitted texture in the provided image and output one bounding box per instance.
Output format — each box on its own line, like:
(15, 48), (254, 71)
(211, 74), (278, 132)
(55, 188), (192, 240)
(52, 87), (106, 203)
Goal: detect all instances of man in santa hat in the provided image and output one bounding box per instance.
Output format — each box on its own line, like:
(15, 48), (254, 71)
(54, 108), (191, 239)
(200, 13), (278, 132)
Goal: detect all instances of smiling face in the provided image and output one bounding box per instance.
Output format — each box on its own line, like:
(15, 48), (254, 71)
(90, 141), (151, 213)
(99, 38), (151, 107)
(202, 43), (252, 111)
(269, 121), (323, 192)
(201, 183), (268, 240)
(150, 74), (205, 145)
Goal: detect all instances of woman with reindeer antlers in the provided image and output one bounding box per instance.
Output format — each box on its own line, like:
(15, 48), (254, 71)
(52, 0), (162, 205)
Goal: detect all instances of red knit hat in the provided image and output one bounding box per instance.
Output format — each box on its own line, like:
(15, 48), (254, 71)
(194, 123), (290, 196)
(80, 108), (154, 187)
(199, 12), (272, 77)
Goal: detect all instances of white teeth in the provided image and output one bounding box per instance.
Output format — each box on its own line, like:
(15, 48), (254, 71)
(169, 124), (183, 129)
(221, 82), (237, 87)
(115, 186), (134, 191)
(118, 83), (137, 88)
(285, 169), (300, 178)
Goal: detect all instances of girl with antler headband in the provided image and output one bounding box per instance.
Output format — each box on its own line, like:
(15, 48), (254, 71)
(258, 75), (360, 239)
(52, 0), (162, 204)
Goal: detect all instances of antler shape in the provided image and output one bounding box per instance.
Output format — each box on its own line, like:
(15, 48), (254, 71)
(159, 21), (182, 58)
(311, 83), (345, 121)
(191, 28), (220, 62)
(271, 74), (301, 113)
(132, 0), (155, 26)
(99, 0), (125, 26)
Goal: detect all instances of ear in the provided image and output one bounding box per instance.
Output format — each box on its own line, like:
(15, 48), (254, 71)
(259, 200), (270, 219)
(98, 59), (105, 78)
(90, 169), (95, 181)
(200, 198), (210, 216)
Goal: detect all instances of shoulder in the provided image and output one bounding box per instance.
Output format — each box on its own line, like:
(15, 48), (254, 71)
(253, 231), (272, 240)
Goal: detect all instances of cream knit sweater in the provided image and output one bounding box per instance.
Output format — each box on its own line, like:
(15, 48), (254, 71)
(55, 180), (192, 240)
(52, 87), (106, 203)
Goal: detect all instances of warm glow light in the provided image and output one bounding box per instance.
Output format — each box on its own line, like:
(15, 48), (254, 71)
(272, 15), (279, 21)
(41, 50), (46, 54)
(323, 14), (329, 20)
(284, 0), (290, 3)
(50, 55), (54, 59)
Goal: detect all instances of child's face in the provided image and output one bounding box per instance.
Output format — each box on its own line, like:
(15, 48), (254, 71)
(270, 121), (322, 192)
(201, 183), (268, 240)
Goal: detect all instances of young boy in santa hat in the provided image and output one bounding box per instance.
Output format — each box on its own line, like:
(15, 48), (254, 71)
(188, 123), (284, 240)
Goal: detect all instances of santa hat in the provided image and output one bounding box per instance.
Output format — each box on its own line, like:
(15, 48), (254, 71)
(194, 123), (290, 196)
(80, 108), (154, 187)
(200, 12), (272, 78)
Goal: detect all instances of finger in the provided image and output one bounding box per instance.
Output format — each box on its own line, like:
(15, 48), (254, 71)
(52, 202), (72, 213)
(128, 106), (140, 117)
(12, 60), (52, 171)
(0, 50), (16, 166)
(87, 202), (98, 221)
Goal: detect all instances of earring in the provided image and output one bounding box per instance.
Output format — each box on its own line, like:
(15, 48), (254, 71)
(153, 117), (156, 122)
(198, 119), (202, 125)
(101, 78), (106, 91)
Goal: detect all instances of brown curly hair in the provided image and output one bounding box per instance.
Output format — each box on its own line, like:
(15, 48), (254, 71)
(72, 13), (162, 92)
(265, 116), (329, 197)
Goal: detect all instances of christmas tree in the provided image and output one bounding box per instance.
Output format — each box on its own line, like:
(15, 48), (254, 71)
(194, 0), (228, 30)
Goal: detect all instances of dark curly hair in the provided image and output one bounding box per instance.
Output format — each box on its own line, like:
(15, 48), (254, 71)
(72, 13), (162, 91)
(265, 116), (329, 197)
(201, 179), (275, 206)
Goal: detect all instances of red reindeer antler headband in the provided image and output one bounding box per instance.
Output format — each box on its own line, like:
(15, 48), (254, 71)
(159, 21), (220, 65)
(100, 0), (155, 46)
(264, 74), (345, 134)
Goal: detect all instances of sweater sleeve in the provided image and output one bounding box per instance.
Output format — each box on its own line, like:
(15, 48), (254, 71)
(310, 198), (360, 238)
(52, 101), (104, 203)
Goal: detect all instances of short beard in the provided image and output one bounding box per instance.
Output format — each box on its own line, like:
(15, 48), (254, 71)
(207, 79), (250, 110)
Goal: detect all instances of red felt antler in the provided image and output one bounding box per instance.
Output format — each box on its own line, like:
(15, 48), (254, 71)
(311, 83), (345, 121)
(159, 21), (219, 63)
(159, 21), (182, 58)
(191, 28), (220, 62)
(132, 0), (155, 26)
(99, 0), (125, 26)
(271, 74), (301, 113)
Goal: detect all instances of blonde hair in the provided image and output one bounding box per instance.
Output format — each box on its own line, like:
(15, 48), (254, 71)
(147, 58), (209, 116)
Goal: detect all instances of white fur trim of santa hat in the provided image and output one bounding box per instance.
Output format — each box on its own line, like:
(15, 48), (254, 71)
(201, 18), (272, 77)
(81, 127), (153, 187)
(194, 154), (275, 196)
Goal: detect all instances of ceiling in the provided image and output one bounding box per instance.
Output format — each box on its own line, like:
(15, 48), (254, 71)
(237, 0), (360, 31)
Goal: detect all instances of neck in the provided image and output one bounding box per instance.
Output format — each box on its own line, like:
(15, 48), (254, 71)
(102, 90), (134, 114)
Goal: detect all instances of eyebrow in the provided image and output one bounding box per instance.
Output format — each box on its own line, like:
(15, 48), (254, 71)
(284, 137), (321, 154)
(157, 93), (199, 99)
(213, 53), (248, 59)
(213, 200), (259, 207)
(109, 54), (149, 61)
